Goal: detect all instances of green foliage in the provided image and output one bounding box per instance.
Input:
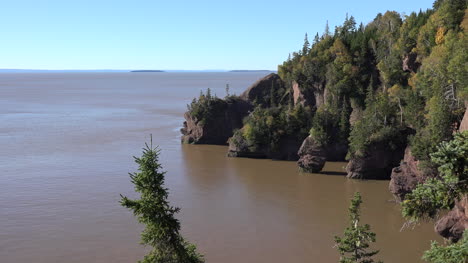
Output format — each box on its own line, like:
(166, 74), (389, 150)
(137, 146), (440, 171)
(277, 1), (466, 167)
(402, 131), (468, 222)
(309, 108), (335, 147)
(410, 95), (454, 170)
(120, 139), (204, 263)
(187, 88), (228, 125)
(422, 230), (468, 263)
(237, 105), (312, 152)
(348, 90), (402, 158)
(335, 192), (382, 263)
(309, 104), (349, 147)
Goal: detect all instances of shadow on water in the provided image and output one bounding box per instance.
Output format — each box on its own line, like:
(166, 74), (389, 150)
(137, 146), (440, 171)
(319, 171), (347, 176)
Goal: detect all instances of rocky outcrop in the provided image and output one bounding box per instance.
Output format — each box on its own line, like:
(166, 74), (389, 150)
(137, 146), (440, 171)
(435, 195), (468, 242)
(459, 101), (468, 131)
(240, 73), (285, 107)
(228, 134), (303, 161)
(297, 136), (348, 173)
(297, 136), (327, 173)
(313, 82), (327, 109)
(292, 81), (316, 107)
(291, 80), (328, 109)
(402, 52), (420, 73)
(181, 99), (252, 145)
(389, 147), (424, 201)
(346, 136), (408, 180)
(349, 104), (363, 127)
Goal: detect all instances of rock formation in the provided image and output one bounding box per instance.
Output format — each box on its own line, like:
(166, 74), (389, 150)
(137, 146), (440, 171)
(459, 101), (468, 131)
(297, 136), (327, 172)
(346, 137), (407, 180)
(402, 52), (420, 73)
(435, 195), (468, 242)
(228, 133), (303, 161)
(181, 98), (252, 145)
(388, 147), (424, 201)
(291, 80), (328, 109)
(292, 81), (317, 107)
(297, 136), (348, 173)
(240, 73), (285, 107)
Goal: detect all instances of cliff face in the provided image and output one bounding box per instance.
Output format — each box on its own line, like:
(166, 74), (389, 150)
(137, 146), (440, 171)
(181, 98), (252, 145)
(240, 73), (286, 107)
(346, 139), (407, 180)
(435, 195), (468, 242)
(228, 133), (303, 160)
(297, 136), (348, 173)
(387, 105), (468, 241)
(389, 147), (424, 201)
(459, 102), (468, 131)
(402, 52), (420, 73)
(226, 73), (311, 161)
(291, 80), (327, 109)
(346, 128), (410, 179)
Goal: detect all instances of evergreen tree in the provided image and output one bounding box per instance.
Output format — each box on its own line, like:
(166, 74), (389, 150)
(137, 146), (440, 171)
(335, 192), (382, 263)
(302, 33), (310, 55)
(324, 20), (331, 37)
(423, 230), (468, 263)
(120, 137), (204, 263)
(314, 32), (320, 44)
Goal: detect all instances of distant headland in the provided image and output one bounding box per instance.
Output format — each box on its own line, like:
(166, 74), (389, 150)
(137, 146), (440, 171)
(229, 70), (274, 73)
(130, 70), (165, 73)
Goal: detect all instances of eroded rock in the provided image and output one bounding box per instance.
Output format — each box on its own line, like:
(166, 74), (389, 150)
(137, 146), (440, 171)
(346, 136), (407, 180)
(297, 136), (327, 173)
(402, 52), (420, 73)
(181, 98), (252, 145)
(389, 147), (424, 201)
(228, 133), (303, 161)
(435, 195), (468, 242)
(240, 73), (285, 107)
(297, 136), (348, 173)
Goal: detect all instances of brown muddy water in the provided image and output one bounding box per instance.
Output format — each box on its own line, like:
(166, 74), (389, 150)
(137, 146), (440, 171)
(0, 72), (441, 262)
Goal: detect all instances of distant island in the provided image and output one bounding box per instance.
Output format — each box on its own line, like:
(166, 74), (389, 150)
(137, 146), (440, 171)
(130, 70), (165, 73)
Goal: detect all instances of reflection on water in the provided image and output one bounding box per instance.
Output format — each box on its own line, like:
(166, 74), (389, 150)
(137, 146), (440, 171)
(0, 73), (440, 263)
(180, 145), (440, 263)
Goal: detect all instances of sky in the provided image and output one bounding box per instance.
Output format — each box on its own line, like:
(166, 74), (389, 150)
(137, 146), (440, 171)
(0, 0), (434, 70)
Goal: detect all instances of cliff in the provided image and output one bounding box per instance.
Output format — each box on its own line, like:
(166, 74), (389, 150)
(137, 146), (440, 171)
(388, 147), (424, 201)
(181, 96), (252, 145)
(239, 73), (288, 107)
(226, 74), (311, 160)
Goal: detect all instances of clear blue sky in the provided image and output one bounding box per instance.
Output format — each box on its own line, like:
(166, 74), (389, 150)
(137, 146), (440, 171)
(0, 0), (434, 70)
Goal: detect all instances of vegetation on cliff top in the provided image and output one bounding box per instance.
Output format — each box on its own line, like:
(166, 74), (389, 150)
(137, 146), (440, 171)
(278, 0), (466, 166)
(232, 104), (312, 153)
(187, 88), (244, 126)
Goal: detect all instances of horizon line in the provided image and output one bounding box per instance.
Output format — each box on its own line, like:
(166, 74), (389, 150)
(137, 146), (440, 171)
(0, 68), (277, 72)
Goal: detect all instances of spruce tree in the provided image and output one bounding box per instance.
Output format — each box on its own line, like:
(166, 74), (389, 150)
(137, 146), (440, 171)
(120, 137), (204, 263)
(302, 33), (310, 55)
(335, 192), (382, 263)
